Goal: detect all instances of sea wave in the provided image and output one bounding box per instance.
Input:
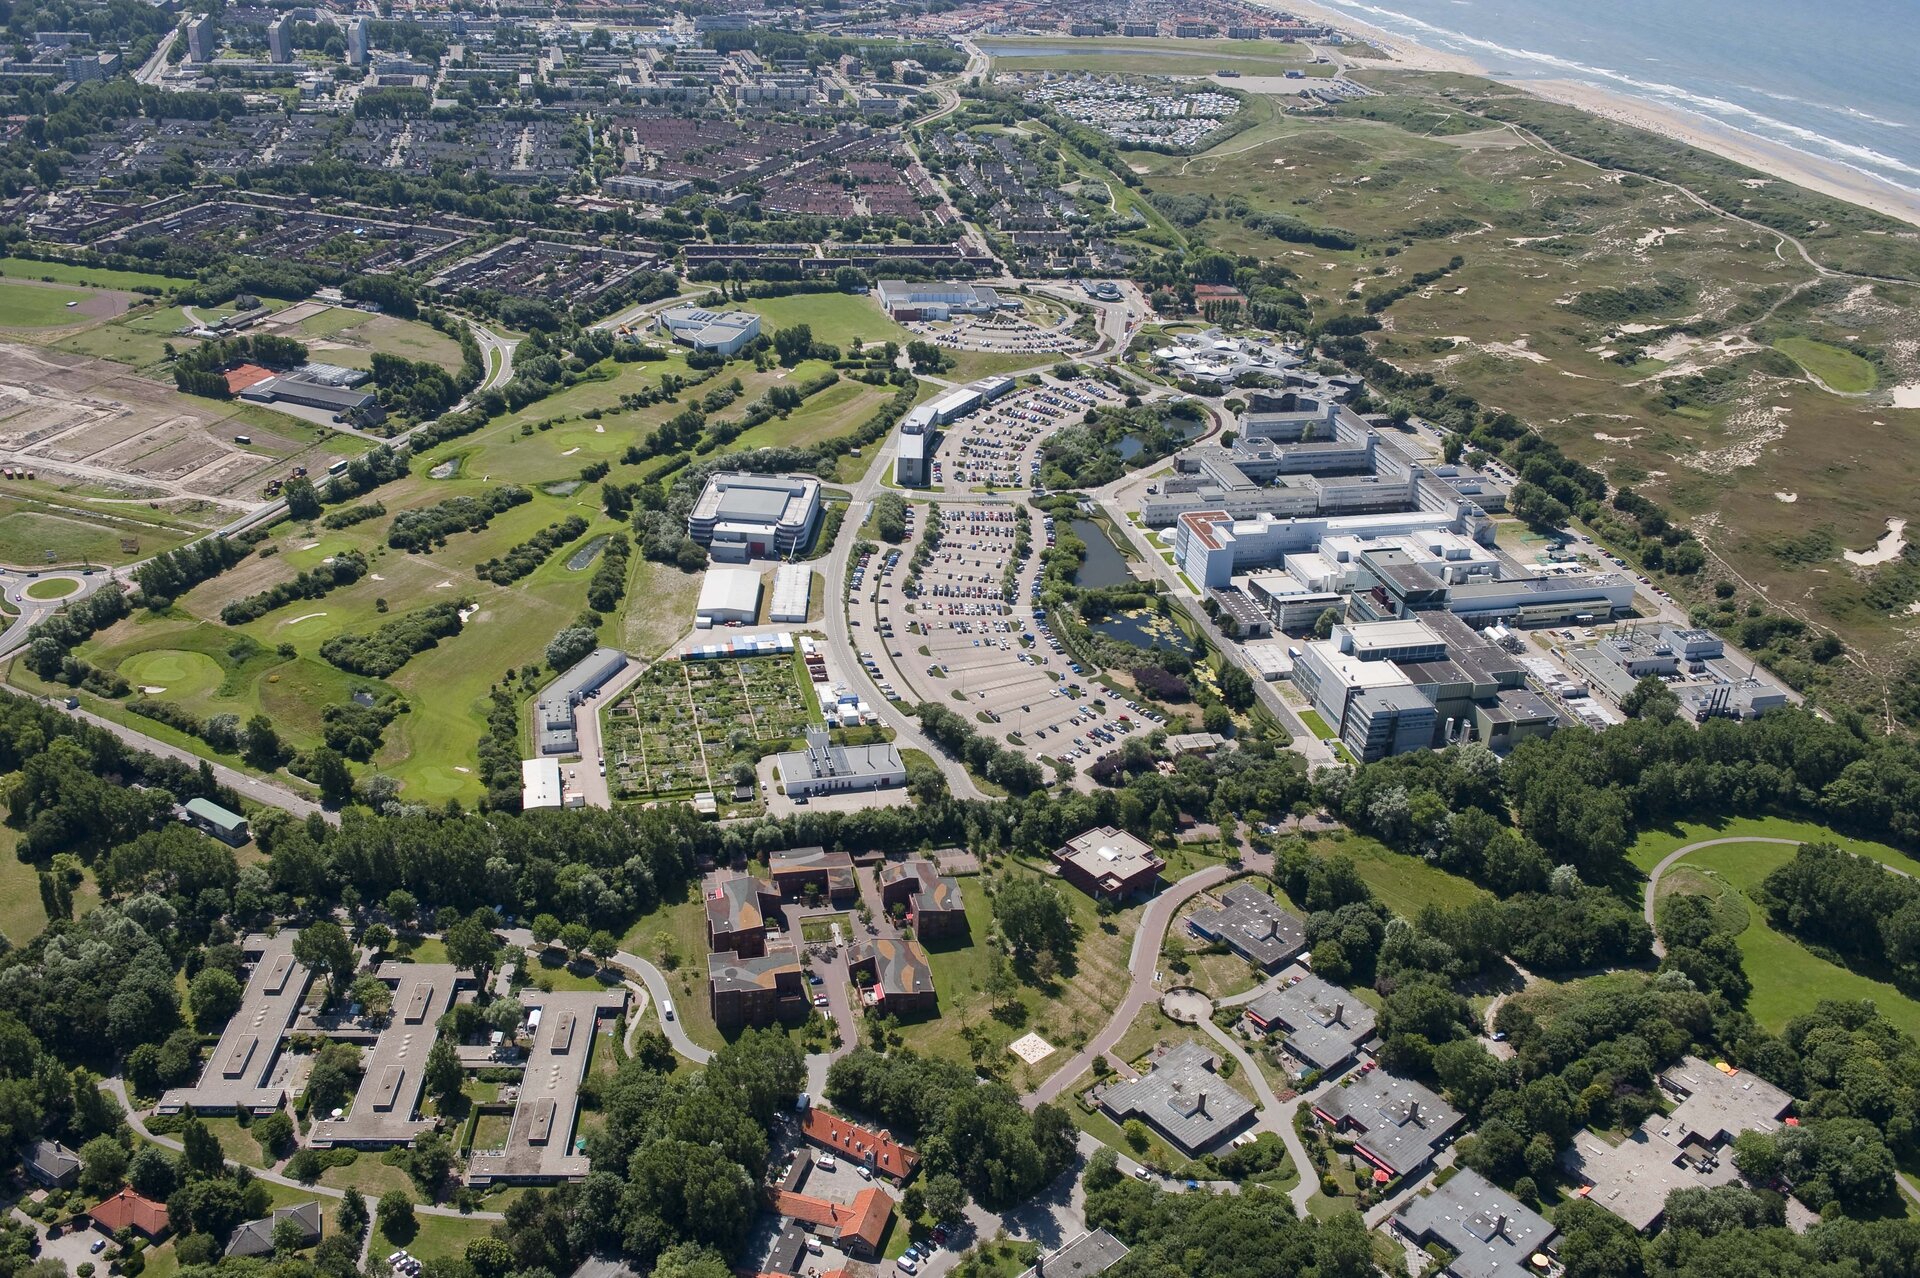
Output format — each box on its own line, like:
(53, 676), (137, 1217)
(1318, 0), (1920, 190)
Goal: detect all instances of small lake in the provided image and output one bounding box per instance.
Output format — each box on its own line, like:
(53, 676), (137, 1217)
(1069, 518), (1136, 589)
(1117, 417), (1206, 460)
(1090, 607), (1199, 655)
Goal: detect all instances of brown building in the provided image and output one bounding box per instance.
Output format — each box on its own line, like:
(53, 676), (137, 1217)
(801, 1109), (920, 1183)
(705, 872), (784, 957)
(876, 859), (968, 941)
(769, 846), (858, 904)
(708, 944), (807, 1029)
(1053, 826), (1165, 901)
(770, 1186), (892, 1259)
(849, 937), (936, 1018)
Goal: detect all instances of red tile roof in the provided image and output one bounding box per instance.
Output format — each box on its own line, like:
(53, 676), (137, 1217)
(770, 1187), (892, 1253)
(802, 1108), (920, 1180)
(223, 363), (276, 395)
(90, 1188), (170, 1238)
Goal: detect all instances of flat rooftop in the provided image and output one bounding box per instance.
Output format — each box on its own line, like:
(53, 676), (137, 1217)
(1057, 826), (1164, 886)
(1187, 883), (1304, 970)
(1396, 1168), (1554, 1278)
(1662, 1056), (1792, 1146)
(1313, 1070), (1462, 1175)
(1101, 1040), (1256, 1156)
(1016, 1230), (1130, 1278)
(469, 989), (627, 1182)
(158, 932), (312, 1115)
(690, 472), (820, 530)
(307, 963), (464, 1147)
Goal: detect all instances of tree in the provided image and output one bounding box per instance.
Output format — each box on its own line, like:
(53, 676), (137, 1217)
(78, 1135), (128, 1196)
(349, 974), (393, 1022)
(127, 1145), (179, 1200)
(272, 1214), (311, 1256)
(336, 1188), (368, 1241)
(1621, 674), (1681, 721)
(293, 920), (355, 993)
(559, 921), (591, 957)
(375, 1190), (415, 1243)
(983, 946), (1018, 1012)
(283, 477), (322, 521)
(773, 323), (814, 366)
(308, 746), (354, 805)
(531, 913), (560, 945)
(589, 929), (618, 965)
(385, 890), (418, 925)
(181, 1113), (226, 1178)
(443, 909), (499, 977)
(922, 1172), (968, 1223)
(545, 625), (598, 673)
(425, 1036), (464, 1111)
(995, 879), (1074, 963)
(901, 1184), (925, 1220)
(466, 1236), (514, 1278)
(189, 968), (243, 1032)
(242, 714), (285, 770)
(252, 1110), (293, 1157)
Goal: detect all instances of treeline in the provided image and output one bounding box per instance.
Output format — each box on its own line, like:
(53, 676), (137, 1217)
(476, 515), (588, 585)
(388, 486), (531, 552)
(369, 351), (462, 422)
(586, 533), (632, 614)
(170, 334), (307, 398)
(219, 550), (369, 625)
(1364, 254), (1465, 314)
(133, 535), (254, 609)
(22, 582), (131, 691)
(322, 446), (410, 503)
(914, 701), (1045, 793)
(321, 501), (385, 529)
(319, 600), (468, 677)
(1760, 843), (1920, 989)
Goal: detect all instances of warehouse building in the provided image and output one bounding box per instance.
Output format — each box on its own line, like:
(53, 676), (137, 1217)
(875, 279), (1006, 320)
(696, 567), (764, 625)
(771, 728), (906, 800)
(535, 647), (628, 756)
(687, 473), (822, 561)
(769, 563), (812, 623)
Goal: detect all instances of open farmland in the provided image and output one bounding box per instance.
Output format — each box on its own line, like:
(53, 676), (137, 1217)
(1118, 68), (1920, 701)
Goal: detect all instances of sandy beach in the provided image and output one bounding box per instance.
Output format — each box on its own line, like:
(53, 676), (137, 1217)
(1254, 0), (1920, 229)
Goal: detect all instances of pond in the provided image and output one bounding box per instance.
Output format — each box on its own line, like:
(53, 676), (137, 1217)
(1089, 606), (1199, 656)
(1117, 416), (1206, 460)
(1069, 517), (1136, 589)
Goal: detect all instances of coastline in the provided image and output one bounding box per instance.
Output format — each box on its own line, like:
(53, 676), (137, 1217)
(1263, 0), (1920, 229)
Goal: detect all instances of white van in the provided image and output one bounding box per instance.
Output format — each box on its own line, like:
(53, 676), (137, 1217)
(662, 1000), (675, 1021)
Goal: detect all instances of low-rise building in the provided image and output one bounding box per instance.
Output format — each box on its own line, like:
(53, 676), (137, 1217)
(770, 563), (812, 623)
(1098, 1040), (1256, 1156)
(687, 472), (822, 562)
(1016, 1230), (1130, 1278)
(801, 1108), (920, 1182)
(22, 1139), (79, 1188)
(705, 872), (784, 956)
(226, 1202), (322, 1258)
(185, 796), (250, 846)
(849, 937), (936, 1017)
(1393, 1169), (1555, 1278)
(1053, 826), (1164, 901)
(521, 757), (567, 811)
(1186, 883), (1304, 970)
(695, 566), (763, 625)
(89, 1188), (171, 1241)
(657, 305), (762, 356)
(1312, 1071), (1463, 1179)
(535, 647), (628, 756)
(876, 858), (968, 940)
(769, 846), (859, 902)
(771, 728), (906, 801)
(708, 945), (807, 1029)
(875, 279), (1005, 320)
(1244, 974), (1376, 1076)
(770, 1186), (892, 1259)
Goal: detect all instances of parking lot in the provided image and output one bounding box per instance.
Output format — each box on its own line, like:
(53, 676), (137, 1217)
(931, 380), (1116, 493)
(855, 503), (1166, 778)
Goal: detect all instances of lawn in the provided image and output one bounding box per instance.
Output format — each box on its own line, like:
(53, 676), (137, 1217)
(1302, 831), (1490, 918)
(736, 293), (911, 349)
(730, 378), (895, 452)
(1297, 709), (1335, 740)
(0, 280), (99, 327)
(529, 950), (620, 993)
(373, 1208), (497, 1263)
(622, 885), (727, 1053)
(1627, 814), (1918, 876)
(0, 256), (188, 291)
(0, 825), (99, 945)
(1655, 840), (1920, 1037)
(896, 862), (1136, 1090)
(1773, 337), (1877, 393)
(24, 577), (80, 600)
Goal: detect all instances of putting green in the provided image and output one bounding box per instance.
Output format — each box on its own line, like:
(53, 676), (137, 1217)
(119, 649), (224, 700)
(23, 577), (80, 600)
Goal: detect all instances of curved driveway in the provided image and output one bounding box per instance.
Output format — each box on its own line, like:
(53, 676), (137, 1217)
(612, 948), (714, 1064)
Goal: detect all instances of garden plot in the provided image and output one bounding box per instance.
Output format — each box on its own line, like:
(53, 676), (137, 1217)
(602, 653), (815, 802)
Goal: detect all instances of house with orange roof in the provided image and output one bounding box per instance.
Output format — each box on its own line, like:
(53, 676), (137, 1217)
(89, 1187), (171, 1240)
(801, 1108), (920, 1183)
(769, 1186), (892, 1259)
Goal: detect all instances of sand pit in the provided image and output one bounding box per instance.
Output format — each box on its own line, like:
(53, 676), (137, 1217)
(1008, 1032), (1055, 1065)
(1845, 518), (1908, 567)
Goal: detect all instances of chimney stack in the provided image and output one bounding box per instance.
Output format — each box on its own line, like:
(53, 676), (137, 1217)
(1332, 1001), (1345, 1026)
(1494, 1214), (1508, 1239)
(1406, 1099), (1420, 1123)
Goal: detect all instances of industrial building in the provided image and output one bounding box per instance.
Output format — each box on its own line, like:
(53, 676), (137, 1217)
(1292, 617), (1557, 761)
(875, 279), (1006, 320)
(696, 566), (764, 625)
(239, 373), (385, 427)
(657, 306), (762, 356)
(184, 797), (250, 846)
(1565, 625), (1790, 721)
(771, 728), (906, 800)
(686, 472), (822, 561)
(534, 647), (628, 756)
(521, 757), (568, 810)
(769, 563), (812, 623)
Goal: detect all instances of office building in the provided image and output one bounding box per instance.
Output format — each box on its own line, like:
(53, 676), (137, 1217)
(658, 306), (762, 356)
(1186, 883), (1304, 971)
(1099, 1040), (1256, 1156)
(1393, 1169), (1555, 1278)
(1053, 826), (1164, 901)
(267, 16), (291, 63)
(347, 17), (368, 66)
(687, 473), (822, 561)
(875, 279), (1005, 321)
(770, 728), (906, 800)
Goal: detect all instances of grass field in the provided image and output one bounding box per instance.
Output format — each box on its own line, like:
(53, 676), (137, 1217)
(0, 280), (101, 327)
(0, 257), (187, 291)
(0, 826), (100, 945)
(0, 495), (200, 566)
(23, 577), (79, 600)
(1302, 831), (1491, 918)
(1773, 337), (1878, 393)
(737, 293), (911, 349)
(1628, 814), (1918, 875)
(622, 886), (727, 1053)
(372, 1208), (496, 1262)
(1655, 840), (1920, 1037)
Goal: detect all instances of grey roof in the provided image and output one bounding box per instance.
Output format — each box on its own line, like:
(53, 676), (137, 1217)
(1017, 1229), (1130, 1278)
(1187, 883), (1304, 970)
(23, 1139), (79, 1183)
(225, 1201), (322, 1257)
(1244, 974), (1376, 1072)
(469, 987), (627, 1183)
(1396, 1170), (1553, 1278)
(306, 962), (464, 1147)
(1100, 1040), (1256, 1156)
(1313, 1071), (1462, 1175)
(570, 1259), (641, 1278)
(535, 647), (627, 756)
(157, 932), (311, 1115)
(1661, 1056), (1793, 1145)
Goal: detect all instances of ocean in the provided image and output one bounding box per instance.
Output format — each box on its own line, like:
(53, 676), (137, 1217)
(1308, 0), (1920, 195)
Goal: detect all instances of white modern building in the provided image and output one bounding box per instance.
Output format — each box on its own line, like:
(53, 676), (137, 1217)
(773, 728), (906, 799)
(687, 472), (822, 561)
(521, 757), (566, 810)
(696, 567), (764, 625)
(658, 306), (762, 356)
(769, 563), (812, 623)
(875, 279), (1006, 321)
